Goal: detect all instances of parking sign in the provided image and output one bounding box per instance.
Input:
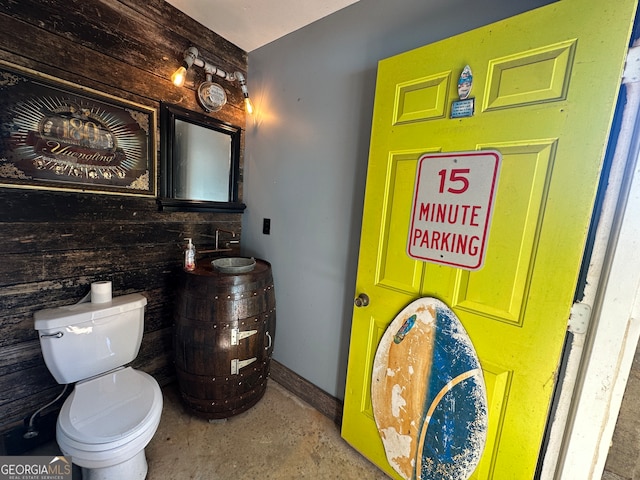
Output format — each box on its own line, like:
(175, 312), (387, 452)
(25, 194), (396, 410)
(407, 150), (502, 270)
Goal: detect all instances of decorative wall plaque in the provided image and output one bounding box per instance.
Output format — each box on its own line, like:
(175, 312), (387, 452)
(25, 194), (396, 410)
(0, 61), (156, 196)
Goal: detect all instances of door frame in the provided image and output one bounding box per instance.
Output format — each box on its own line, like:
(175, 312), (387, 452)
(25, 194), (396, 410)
(544, 43), (640, 478)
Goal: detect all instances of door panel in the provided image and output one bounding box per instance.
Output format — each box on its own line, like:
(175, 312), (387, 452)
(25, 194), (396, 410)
(472, 361), (512, 479)
(394, 73), (451, 124)
(453, 141), (556, 325)
(377, 152), (425, 294)
(484, 40), (577, 111)
(342, 1), (637, 478)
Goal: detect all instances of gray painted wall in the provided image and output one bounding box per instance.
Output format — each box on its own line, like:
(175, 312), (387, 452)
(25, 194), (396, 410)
(241, 0), (552, 399)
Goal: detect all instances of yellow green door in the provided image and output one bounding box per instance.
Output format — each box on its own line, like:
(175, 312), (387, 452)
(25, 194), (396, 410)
(341, 1), (637, 478)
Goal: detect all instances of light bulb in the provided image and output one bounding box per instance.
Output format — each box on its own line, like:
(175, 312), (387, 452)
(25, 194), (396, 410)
(244, 96), (254, 115)
(171, 66), (187, 87)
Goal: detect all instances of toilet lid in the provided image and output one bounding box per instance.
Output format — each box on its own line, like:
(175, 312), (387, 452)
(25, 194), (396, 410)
(58, 367), (161, 445)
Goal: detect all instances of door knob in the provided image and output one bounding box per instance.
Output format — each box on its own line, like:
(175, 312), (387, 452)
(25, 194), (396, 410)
(354, 293), (370, 307)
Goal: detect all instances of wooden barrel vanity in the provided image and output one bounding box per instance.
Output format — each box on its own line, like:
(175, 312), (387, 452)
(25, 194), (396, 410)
(174, 258), (276, 419)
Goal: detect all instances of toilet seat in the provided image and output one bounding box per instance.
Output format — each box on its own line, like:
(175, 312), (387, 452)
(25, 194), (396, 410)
(58, 367), (162, 452)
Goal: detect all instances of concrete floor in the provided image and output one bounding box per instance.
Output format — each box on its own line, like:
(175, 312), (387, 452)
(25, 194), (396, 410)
(147, 381), (388, 479)
(19, 380), (389, 479)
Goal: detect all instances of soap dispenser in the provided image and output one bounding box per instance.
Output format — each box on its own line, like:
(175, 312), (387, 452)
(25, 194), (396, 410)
(184, 238), (196, 272)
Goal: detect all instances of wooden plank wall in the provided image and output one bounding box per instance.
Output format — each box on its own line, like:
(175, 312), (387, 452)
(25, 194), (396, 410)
(0, 0), (247, 431)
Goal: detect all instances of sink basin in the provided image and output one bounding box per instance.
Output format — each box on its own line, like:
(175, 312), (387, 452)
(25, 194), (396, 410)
(212, 257), (256, 274)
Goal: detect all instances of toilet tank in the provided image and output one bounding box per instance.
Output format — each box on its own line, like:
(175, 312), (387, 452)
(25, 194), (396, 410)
(34, 293), (147, 384)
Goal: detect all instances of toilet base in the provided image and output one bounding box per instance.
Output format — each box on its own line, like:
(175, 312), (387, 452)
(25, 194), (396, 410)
(80, 450), (148, 480)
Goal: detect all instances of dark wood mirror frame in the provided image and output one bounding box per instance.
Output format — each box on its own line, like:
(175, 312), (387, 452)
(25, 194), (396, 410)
(158, 103), (246, 213)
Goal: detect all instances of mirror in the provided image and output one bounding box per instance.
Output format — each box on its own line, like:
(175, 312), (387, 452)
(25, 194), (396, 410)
(158, 103), (245, 212)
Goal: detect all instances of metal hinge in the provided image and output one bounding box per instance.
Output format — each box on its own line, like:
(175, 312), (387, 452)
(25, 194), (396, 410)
(231, 328), (258, 346)
(231, 357), (257, 375)
(623, 46), (640, 84)
(568, 302), (591, 335)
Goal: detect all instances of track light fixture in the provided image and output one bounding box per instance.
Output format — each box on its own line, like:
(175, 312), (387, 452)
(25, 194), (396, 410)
(171, 46), (254, 114)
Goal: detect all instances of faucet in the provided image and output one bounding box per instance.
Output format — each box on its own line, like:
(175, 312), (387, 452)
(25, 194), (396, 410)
(215, 229), (236, 251)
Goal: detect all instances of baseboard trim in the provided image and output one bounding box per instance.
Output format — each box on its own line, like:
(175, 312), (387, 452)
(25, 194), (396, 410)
(269, 359), (343, 425)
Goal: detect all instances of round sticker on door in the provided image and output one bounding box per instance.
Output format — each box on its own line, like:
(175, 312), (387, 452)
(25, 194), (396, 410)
(457, 65), (473, 100)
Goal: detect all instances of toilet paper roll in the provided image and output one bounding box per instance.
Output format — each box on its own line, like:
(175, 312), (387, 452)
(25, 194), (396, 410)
(91, 281), (112, 304)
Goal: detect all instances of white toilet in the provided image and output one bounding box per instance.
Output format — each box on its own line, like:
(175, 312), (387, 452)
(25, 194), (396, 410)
(34, 293), (163, 480)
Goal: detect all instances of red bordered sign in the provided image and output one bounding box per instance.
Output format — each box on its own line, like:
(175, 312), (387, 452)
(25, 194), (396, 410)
(407, 150), (502, 271)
